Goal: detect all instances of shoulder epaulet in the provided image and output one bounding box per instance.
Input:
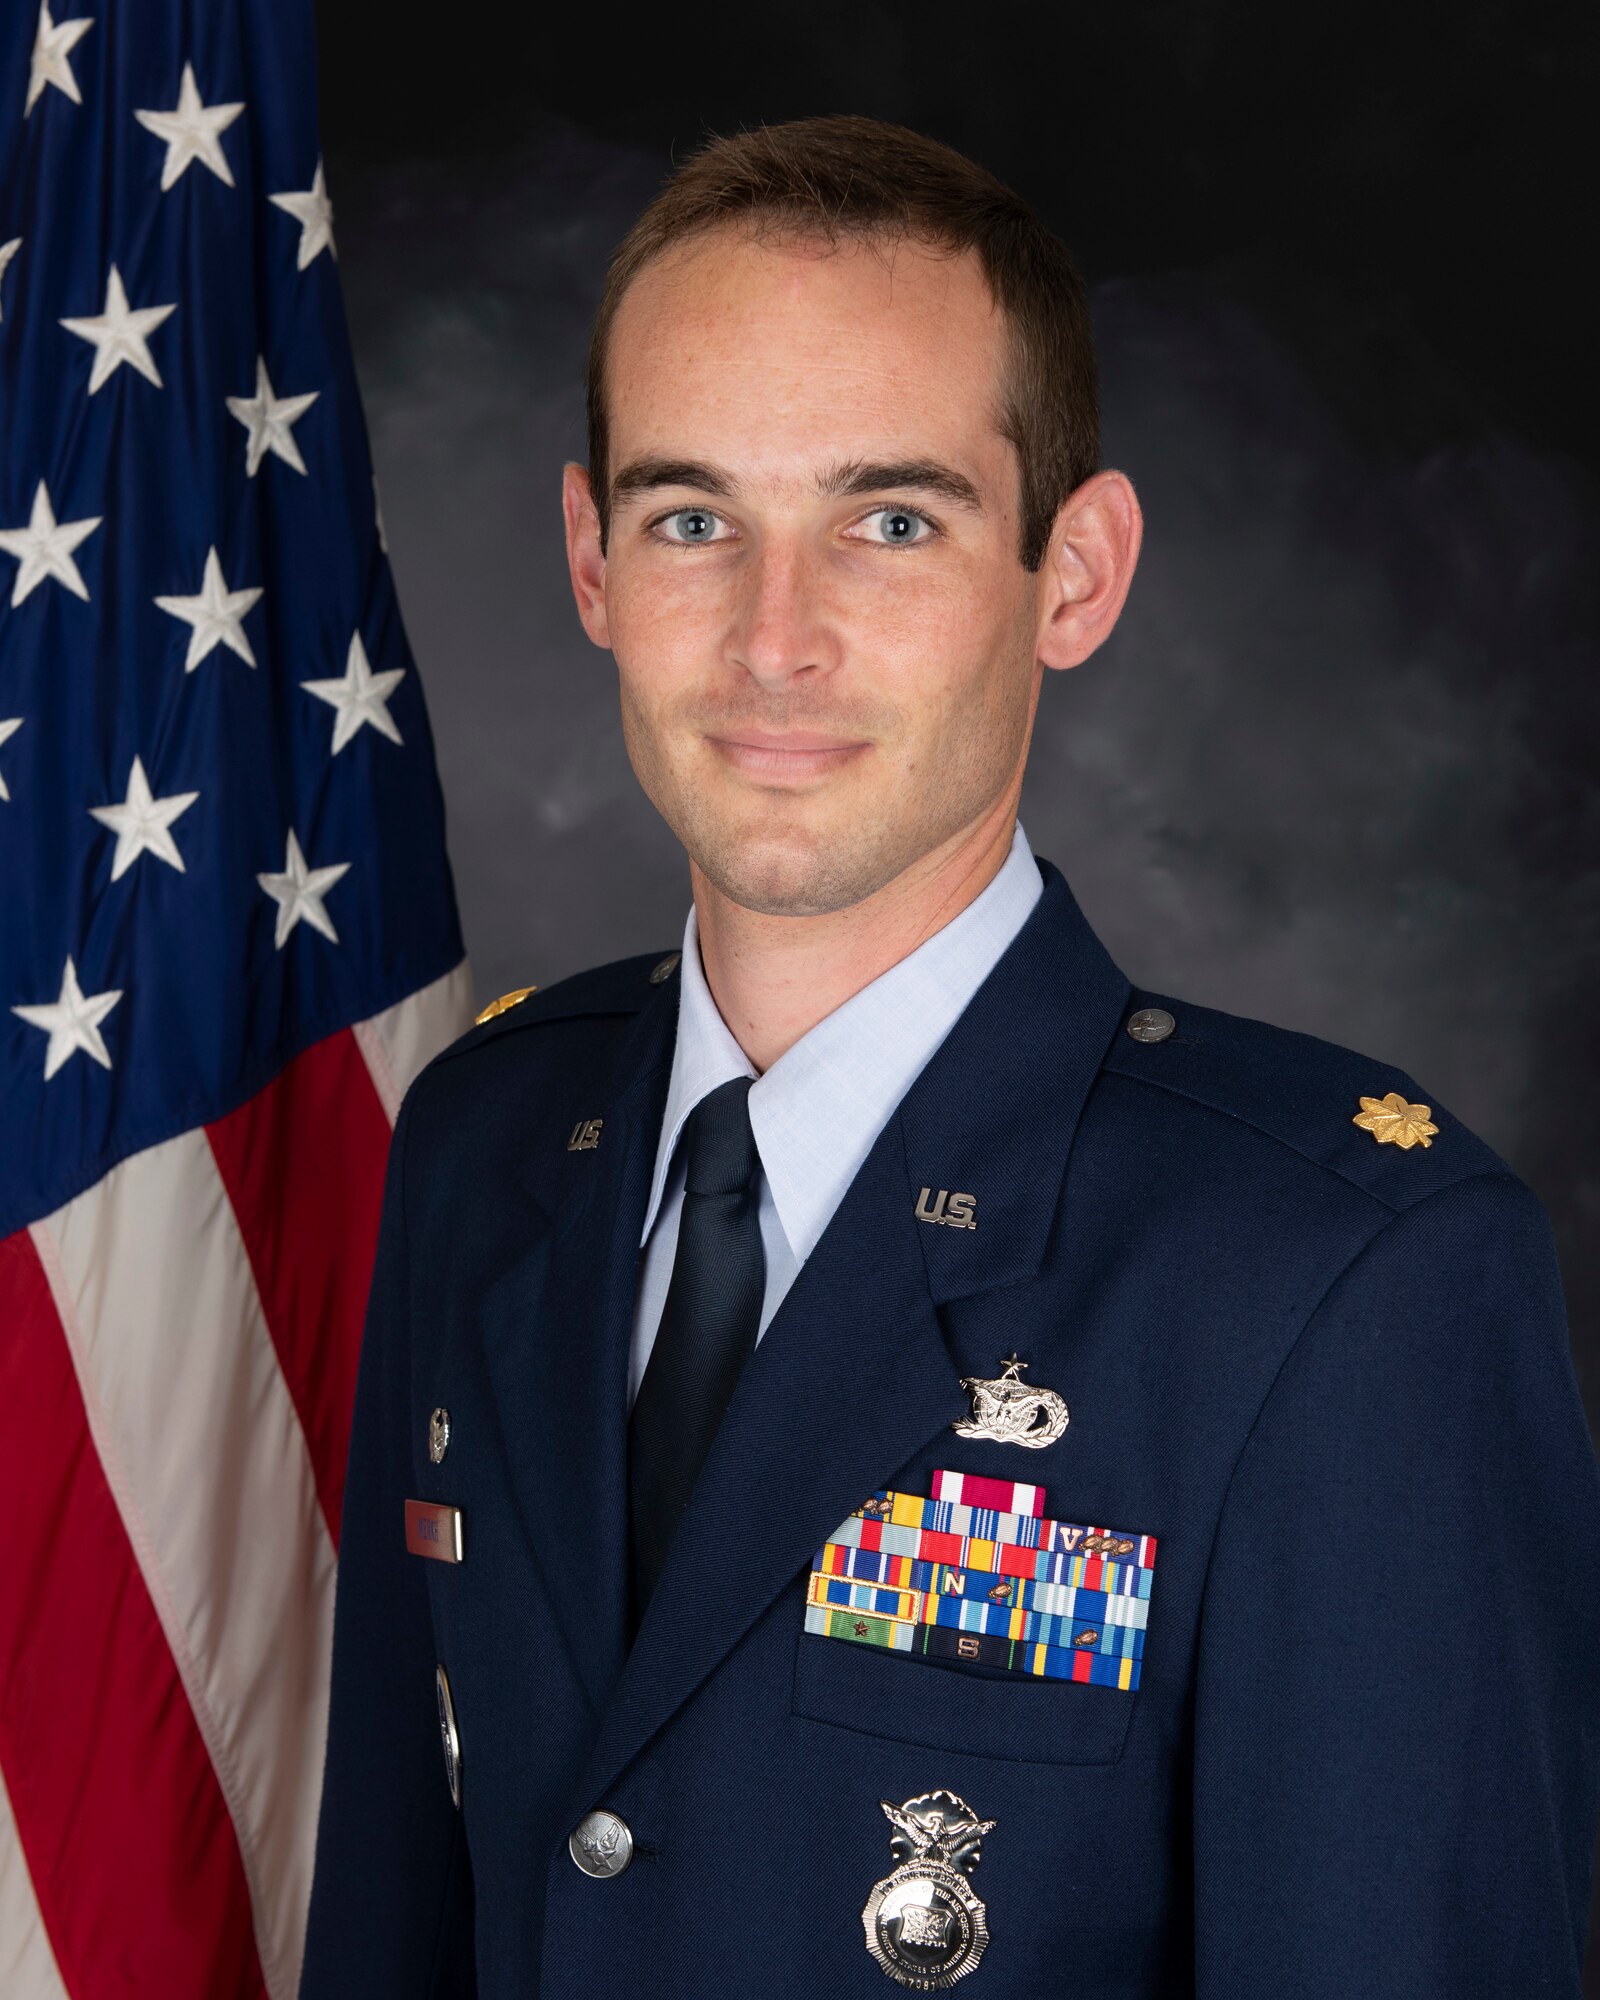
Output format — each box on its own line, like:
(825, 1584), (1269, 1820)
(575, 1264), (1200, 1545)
(1103, 988), (1514, 1214)
(431, 948), (682, 1068)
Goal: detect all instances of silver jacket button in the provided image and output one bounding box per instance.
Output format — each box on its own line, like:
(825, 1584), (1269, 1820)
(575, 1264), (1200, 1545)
(569, 1808), (634, 1878)
(1126, 1006), (1176, 1044)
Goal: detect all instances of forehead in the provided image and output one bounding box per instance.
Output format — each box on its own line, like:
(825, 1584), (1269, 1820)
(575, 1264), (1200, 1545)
(604, 228), (1009, 485)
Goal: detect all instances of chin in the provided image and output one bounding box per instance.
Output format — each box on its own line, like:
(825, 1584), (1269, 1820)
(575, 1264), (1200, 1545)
(689, 805), (911, 919)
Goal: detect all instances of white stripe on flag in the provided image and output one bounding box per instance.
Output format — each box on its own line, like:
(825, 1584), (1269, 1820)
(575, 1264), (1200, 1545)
(352, 956), (474, 1122)
(0, 1764), (69, 2000)
(30, 1133), (336, 2000)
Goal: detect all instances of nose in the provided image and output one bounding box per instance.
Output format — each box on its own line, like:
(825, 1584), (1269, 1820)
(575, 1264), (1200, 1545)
(726, 537), (836, 689)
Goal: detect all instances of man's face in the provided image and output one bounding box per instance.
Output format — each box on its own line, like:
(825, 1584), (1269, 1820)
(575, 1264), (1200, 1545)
(574, 228), (1051, 918)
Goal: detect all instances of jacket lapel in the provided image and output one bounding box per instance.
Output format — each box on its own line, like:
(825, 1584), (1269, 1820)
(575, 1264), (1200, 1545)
(476, 986), (675, 1720)
(571, 859), (1131, 1809)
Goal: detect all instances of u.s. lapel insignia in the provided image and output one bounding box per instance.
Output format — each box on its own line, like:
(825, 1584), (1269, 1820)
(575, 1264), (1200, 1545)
(915, 1187), (976, 1231)
(952, 1353), (1068, 1449)
(862, 1790), (996, 1988)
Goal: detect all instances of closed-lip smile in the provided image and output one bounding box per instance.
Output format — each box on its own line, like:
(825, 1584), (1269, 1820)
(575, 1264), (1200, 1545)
(708, 727), (869, 779)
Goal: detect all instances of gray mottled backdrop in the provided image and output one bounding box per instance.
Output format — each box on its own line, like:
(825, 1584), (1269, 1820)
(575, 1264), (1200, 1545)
(319, 5), (1597, 1967)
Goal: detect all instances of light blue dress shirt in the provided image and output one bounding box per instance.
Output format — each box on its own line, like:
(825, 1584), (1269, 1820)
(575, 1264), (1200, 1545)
(629, 821), (1043, 1405)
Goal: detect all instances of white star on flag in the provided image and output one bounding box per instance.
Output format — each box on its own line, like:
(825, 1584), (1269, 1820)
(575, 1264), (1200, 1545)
(226, 356), (318, 476)
(0, 480), (102, 605)
(269, 158), (336, 269)
(257, 829), (350, 947)
(0, 239), (21, 323)
(134, 62), (245, 191)
(0, 717), (23, 802)
(60, 263), (177, 394)
(301, 632), (406, 753)
(12, 955), (123, 1080)
(25, 2), (93, 117)
(89, 755), (200, 879)
(154, 546), (262, 670)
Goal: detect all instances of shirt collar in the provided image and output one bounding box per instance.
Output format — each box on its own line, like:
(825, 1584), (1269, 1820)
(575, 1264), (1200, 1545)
(640, 822), (1043, 1256)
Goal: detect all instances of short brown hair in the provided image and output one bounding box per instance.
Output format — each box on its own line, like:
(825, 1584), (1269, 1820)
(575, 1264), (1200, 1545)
(585, 115), (1099, 572)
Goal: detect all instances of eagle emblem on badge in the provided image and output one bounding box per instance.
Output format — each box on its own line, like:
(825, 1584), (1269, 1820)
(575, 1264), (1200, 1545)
(862, 1790), (996, 1989)
(952, 1354), (1068, 1449)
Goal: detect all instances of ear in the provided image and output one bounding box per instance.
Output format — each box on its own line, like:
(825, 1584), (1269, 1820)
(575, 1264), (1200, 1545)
(1035, 469), (1143, 673)
(563, 461), (611, 648)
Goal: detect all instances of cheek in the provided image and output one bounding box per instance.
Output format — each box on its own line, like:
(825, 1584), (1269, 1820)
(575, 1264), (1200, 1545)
(609, 555), (726, 651)
(607, 570), (719, 726)
(886, 592), (1036, 784)
(861, 564), (1020, 702)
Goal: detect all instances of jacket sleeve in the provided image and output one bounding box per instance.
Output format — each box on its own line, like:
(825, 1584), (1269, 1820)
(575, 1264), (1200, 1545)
(1192, 1171), (1600, 1996)
(299, 1079), (476, 1999)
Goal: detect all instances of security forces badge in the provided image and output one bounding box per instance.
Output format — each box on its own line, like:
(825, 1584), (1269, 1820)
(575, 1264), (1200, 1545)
(862, 1790), (997, 1989)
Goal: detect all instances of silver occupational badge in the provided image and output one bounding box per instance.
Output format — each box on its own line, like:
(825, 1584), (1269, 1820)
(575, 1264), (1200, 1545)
(862, 1790), (996, 1989)
(429, 1406), (451, 1465)
(952, 1353), (1068, 1449)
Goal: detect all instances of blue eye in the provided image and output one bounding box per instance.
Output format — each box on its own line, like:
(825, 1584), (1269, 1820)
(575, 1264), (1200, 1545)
(862, 507), (934, 546)
(658, 508), (723, 543)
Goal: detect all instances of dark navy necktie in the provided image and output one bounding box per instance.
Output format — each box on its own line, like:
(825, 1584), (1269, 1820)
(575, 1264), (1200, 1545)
(629, 1075), (767, 1621)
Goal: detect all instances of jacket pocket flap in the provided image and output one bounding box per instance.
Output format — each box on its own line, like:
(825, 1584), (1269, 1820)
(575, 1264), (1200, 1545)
(791, 1628), (1135, 1766)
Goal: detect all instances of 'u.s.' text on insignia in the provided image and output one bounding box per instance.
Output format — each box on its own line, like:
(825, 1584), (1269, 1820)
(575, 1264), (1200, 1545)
(915, 1187), (976, 1231)
(567, 1116), (603, 1152)
(428, 1406), (450, 1464)
(952, 1353), (1068, 1449)
(1352, 1091), (1438, 1150)
(862, 1790), (996, 1989)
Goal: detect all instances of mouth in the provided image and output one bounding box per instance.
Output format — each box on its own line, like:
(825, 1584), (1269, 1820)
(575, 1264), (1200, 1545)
(706, 728), (871, 783)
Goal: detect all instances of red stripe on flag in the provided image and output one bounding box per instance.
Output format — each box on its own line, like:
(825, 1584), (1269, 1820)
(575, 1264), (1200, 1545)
(206, 1027), (391, 1545)
(0, 1228), (268, 2000)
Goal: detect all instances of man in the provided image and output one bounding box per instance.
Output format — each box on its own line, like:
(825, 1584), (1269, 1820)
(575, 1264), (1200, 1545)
(300, 116), (1600, 1998)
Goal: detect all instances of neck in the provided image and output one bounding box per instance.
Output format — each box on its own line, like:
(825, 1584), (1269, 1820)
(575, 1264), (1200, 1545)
(691, 791), (1021, 1074)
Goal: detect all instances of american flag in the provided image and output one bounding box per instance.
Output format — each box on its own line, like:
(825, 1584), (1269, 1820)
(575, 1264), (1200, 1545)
(0, 4), (472, 1994)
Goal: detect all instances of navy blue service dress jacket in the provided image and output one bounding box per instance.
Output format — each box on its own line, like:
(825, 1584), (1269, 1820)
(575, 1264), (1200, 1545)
(300, 856), (1600, 1998)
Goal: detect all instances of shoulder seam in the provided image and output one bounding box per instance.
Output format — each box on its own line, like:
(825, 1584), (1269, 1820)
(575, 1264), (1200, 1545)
(433, 993), (645, 1063)
(1102, 1064), (1466, 1216)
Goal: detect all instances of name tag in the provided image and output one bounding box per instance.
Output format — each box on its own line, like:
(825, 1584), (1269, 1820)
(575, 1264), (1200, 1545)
(405, 1498), (464, 1563)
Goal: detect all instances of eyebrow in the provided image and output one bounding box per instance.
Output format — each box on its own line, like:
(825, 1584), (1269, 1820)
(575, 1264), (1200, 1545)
(610, 457), (738, 503)
(821, 458), (985, 512)
(608, 455), (985, 514)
